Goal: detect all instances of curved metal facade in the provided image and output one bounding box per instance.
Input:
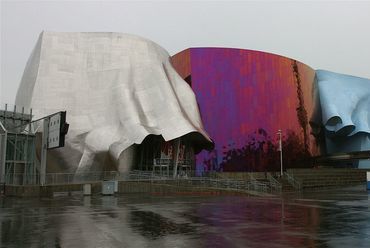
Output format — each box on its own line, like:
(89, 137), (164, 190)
(172, 48), (323, 173)
(16, 32), (213, 173)
(316, 70), (370, 168)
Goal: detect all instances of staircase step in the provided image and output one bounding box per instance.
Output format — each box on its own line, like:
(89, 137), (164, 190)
(286, 168), (367, 189)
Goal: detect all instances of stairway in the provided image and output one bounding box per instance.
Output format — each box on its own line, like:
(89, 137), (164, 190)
(278, 177), (295, 192)
(285, 168), (367, 190)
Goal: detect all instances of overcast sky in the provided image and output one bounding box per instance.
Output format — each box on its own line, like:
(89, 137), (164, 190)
(1, 0), (370, 105)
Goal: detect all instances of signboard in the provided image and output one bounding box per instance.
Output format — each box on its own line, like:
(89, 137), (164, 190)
(48, 111), (68, 149)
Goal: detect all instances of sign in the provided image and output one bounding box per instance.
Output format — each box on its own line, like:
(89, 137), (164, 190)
(48, 111), (68, 149)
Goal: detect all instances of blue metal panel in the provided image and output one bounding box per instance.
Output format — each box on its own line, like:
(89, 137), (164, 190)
(316, 70), (370, 168)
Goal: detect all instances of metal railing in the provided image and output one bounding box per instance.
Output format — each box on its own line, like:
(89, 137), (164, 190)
(3, 170), (174, 185)
(150, 177), (271, 193)
(284, 171), (302, 191)
(267, 172), (282, 192)
(126, 171), (272, 192)
(4, 173), (40, 185)
(3, 170), (280, 193)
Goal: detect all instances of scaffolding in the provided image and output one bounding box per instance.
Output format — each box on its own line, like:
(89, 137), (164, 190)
(136, 135), (195, 178)
(0, 104), (38, 185)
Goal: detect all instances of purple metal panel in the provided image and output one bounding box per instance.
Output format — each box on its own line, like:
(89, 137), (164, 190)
(172, 48), (322, 173)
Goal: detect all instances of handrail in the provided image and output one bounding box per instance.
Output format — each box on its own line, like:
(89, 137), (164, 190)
(248, 173), (257, 181)
(266, 172), (282, 192)
(284, 172), (302, 190)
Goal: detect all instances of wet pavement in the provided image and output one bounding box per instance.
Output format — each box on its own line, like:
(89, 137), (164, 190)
(1, 186), (370, 248)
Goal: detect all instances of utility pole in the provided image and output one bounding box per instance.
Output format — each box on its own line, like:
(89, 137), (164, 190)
(277, 129), (283, 176)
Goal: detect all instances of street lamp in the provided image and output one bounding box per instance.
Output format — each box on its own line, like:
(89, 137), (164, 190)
(277, 129), (283, 176)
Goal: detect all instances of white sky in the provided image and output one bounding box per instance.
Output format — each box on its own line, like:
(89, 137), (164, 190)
(1, 0), (370, 105)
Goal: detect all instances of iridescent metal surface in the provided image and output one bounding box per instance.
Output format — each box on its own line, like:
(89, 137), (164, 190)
(172, 48), (323, 172)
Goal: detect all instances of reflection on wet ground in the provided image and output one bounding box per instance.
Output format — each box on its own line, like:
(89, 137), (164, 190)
(1, 186), (370, 248)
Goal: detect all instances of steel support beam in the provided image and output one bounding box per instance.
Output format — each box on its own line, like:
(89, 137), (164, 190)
(40, 118), (49, 186)
(0, 132), (7, 184)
